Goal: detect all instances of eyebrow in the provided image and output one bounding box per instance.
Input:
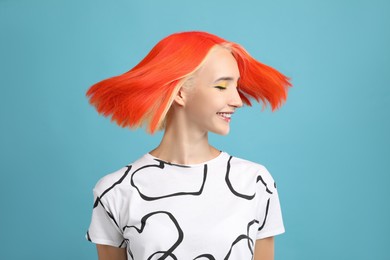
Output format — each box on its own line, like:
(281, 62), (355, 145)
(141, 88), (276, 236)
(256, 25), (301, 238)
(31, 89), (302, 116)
(213, 77), (240, 83)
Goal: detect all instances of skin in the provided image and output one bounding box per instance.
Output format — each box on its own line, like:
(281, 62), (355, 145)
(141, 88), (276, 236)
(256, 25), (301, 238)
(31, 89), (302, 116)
(96, 47), (275, 260)
(150, 47), (243, 164)
(96, 245), (127, 260)
(254, 237), (275, 260)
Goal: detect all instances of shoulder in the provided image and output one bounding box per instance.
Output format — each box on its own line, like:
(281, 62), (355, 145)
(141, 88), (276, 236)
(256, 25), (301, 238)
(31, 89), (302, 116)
(227, 153), (276, 184)
(93, 166), (130, 195)
(92, 154), (148, 196)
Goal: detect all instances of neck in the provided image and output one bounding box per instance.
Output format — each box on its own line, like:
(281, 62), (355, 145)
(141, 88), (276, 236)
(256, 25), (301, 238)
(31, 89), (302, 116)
(149, 114), (220, 165)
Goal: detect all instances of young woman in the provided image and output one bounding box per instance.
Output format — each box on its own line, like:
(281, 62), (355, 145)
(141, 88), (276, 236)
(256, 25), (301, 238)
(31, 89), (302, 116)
(86, 31), (291, 260)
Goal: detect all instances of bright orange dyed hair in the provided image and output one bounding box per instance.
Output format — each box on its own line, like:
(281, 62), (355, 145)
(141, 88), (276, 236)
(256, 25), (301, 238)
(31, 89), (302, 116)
(86, 31), (291, 134)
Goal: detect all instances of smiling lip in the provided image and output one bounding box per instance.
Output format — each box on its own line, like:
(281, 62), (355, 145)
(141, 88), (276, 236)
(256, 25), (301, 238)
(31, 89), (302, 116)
(217, 112), (234, 122)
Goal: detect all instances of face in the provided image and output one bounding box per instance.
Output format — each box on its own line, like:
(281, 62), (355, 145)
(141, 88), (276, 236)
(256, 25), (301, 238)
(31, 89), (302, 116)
(179, 47), (243, 135)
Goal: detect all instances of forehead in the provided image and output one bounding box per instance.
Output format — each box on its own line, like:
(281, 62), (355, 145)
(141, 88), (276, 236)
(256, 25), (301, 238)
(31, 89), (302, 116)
(194, 47), (240, 82)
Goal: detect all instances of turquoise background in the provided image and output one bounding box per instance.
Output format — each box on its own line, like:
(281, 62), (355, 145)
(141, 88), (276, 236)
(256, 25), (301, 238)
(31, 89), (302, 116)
(1, 0), (389, 259)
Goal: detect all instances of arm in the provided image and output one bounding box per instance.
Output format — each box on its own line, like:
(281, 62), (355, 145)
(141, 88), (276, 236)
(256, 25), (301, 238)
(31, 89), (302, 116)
(96, 244), (127, 260)
(253, 237), (274, 260)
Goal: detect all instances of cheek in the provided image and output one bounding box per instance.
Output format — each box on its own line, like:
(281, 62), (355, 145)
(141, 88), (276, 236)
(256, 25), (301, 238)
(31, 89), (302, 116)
(185, 89), (224, 117)
(187, 99), (214, 121)
(187, 92), (208, 110)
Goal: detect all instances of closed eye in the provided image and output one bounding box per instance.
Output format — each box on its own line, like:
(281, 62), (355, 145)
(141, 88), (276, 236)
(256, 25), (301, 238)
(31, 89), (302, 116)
(215, 86), (227, 90)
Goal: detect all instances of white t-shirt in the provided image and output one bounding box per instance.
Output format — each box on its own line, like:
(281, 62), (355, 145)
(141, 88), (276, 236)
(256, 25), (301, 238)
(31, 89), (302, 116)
(86, 151), (285, 259)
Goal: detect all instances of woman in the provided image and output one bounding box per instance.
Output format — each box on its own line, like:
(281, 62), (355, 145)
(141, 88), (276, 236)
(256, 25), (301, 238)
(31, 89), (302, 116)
(86, 31), (291, 260)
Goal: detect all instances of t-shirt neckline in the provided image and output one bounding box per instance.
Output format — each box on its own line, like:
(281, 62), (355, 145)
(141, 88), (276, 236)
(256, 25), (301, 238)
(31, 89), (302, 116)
(144, 151), (227, 168)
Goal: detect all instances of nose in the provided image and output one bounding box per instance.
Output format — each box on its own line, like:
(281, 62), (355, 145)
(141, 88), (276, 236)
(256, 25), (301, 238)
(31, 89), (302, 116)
(229, 88), (243, 108)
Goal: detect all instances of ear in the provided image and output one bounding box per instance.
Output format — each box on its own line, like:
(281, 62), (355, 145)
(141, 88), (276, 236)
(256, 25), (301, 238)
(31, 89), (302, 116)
(173, 87), (186, 107)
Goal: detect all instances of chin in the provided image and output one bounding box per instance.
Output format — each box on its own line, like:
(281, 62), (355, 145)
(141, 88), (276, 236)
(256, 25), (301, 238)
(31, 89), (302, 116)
(211, 128), (230, 136)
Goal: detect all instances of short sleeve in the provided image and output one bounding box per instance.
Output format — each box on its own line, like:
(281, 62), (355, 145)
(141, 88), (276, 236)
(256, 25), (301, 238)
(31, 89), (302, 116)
(256, 167), (285, 240)
(86, 188), (126, 248)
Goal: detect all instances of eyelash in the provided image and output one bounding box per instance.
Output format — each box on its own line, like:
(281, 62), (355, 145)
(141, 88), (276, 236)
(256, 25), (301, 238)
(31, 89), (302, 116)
(215, 86), (227, 90)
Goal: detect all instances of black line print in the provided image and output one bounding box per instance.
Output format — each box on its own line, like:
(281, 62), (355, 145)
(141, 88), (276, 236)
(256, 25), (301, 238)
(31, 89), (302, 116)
(123, 239), (134, 259)
(246, 219), (260, 255)
(119, 239), (126, 248)
(123, 211), (184, 260)
(93, 166), (132, 208)
(98, 199), (120, 229)
(90, 166), (132, 235)
(193, 254), (216, 260)
(87, 201), (122, 243)
(225, 156), (255, 200)
(130, 161), (208, 201)
(148, 251), (177, 260)
(154, 158), (191, 168)
(225, 156), (274, 199)
(256, 175), (273, 195)
(223, 219), (260, 259)
(258, 198), (271, 232)
(224, 234), (254, 260)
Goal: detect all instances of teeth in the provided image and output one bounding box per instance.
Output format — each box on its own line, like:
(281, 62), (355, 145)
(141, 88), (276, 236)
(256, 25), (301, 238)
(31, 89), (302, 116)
(218, 113), (232, 118)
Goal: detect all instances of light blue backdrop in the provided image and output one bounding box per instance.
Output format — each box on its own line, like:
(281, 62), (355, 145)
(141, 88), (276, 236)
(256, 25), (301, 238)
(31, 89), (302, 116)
(1, 0), (389, 259)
